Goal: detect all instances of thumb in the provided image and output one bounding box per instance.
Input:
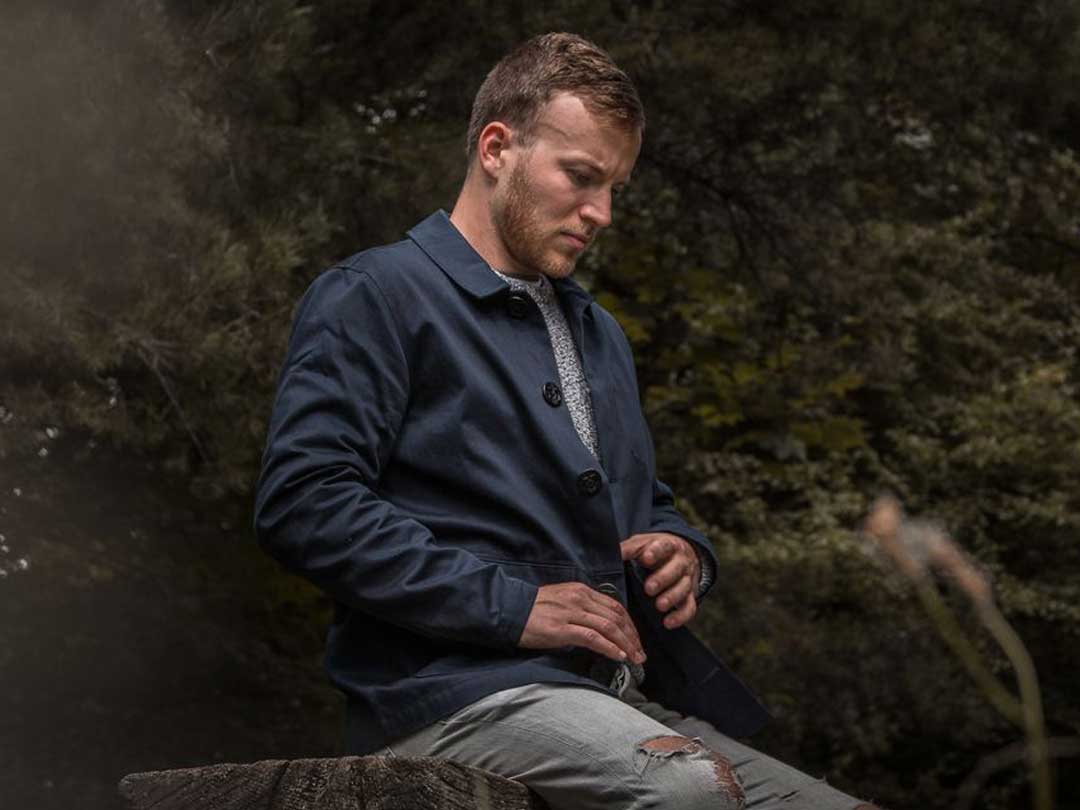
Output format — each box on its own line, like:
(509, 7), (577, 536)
(620, 534), (652, 561)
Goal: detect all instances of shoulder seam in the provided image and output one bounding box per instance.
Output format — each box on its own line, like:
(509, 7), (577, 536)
(322, 268), (410, 430)
(350, 269), (408, 349)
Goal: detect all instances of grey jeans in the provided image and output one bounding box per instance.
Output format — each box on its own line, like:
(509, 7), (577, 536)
(378, 682), (876, 810)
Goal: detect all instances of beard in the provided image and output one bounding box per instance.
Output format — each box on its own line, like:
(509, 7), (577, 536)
(492, 158), (578, 278)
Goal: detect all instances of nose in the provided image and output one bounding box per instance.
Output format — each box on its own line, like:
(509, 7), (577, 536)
(580, 188), (612, 230)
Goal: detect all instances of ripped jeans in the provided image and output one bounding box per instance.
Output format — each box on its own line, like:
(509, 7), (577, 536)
(378, 682), (876, 810)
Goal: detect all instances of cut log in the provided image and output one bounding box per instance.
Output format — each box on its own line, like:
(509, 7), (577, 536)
(118, 756), (549, 810)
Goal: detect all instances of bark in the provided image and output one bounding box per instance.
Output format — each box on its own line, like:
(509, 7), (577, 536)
(118, 756), (550, 810)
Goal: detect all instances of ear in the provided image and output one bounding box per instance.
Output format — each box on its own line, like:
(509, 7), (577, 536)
(476, 121), (513, 179)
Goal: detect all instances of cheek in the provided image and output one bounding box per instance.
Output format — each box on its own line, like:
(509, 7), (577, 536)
(535, 177), (579, 213)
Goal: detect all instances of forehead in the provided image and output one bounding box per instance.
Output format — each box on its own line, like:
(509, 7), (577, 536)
(530, 92), (641, 175)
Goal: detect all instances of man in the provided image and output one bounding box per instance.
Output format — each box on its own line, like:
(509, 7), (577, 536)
(255, 33), (879, 810)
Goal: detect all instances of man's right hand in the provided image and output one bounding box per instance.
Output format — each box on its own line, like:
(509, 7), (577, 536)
(518, 582), (646, 665)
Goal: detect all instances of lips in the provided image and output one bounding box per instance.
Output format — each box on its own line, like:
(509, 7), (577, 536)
(561, 232), (590, 250)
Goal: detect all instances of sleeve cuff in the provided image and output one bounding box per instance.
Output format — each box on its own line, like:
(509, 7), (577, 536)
(693, 543), (715, 599)
(498, 578), (539, 647)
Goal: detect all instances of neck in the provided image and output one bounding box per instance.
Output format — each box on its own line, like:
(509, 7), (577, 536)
(498, 268), (543, 282)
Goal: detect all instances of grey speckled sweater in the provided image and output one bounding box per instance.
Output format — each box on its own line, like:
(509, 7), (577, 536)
(493, 268), (714, 596)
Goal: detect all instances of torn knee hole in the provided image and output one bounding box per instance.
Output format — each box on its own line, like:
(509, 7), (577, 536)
(638, 735), (704, 755)
(710, 753), (745, 805)
(636, 736), (746, 806)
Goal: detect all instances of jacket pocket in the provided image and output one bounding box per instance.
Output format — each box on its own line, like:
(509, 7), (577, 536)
(474, 556), (590, 585)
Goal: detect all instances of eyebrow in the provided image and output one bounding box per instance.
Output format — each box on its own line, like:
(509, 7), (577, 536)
(562, 157), (603, 173)
(561, 157), (632, 187)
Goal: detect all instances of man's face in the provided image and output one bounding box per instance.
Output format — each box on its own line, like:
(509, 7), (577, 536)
(490, 93), (641, 279)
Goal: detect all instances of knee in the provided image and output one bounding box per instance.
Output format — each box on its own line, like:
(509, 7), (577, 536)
(634, 735), (745, 810)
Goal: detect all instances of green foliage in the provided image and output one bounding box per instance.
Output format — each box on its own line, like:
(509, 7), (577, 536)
(4, 1), (1080, 806)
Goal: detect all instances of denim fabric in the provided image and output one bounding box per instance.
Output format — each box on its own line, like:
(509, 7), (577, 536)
(381, 683), (869, 810)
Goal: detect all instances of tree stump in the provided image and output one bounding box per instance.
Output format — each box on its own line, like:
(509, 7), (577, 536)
(118, 756), (550, 810)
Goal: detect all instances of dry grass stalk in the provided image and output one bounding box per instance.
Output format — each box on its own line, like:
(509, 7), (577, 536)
(861, 496), (1053, 810)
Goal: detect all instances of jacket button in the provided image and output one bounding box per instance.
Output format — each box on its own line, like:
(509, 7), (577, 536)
(596, 582), (619, 599)
(577, 469), (602, 496)
(542, 382), (563, 407)
(506, 293), (530, 319)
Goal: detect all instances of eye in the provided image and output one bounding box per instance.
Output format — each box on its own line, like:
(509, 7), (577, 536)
(567, 168), (590, 186)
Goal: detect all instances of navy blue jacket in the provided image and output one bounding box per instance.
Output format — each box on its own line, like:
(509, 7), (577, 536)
(254, 211), (768, 753)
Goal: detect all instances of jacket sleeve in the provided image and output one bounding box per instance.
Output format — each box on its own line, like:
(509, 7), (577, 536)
(253, 268), (538, 648)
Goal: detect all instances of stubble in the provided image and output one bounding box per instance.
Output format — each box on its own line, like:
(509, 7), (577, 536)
(493, 158), (575, 278)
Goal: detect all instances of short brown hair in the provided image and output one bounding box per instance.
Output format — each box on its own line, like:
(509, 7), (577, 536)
(465, 32), (645, 160)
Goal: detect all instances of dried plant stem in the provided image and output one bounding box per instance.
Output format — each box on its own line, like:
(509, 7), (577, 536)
(977, 601), (1053, 810)
(957, 736), (1080, 810)
(863, 498), (1053, 809)
(912, 580), (1023, 726)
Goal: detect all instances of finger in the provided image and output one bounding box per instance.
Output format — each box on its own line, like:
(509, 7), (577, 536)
(559, 584), (641, 659)
(570, 589), (644, 661)
(571, 609), (642, 663)
(655, 573), (694, 614)
(640, 536), (675, 568)
(584, 590), (645, 660)
(548, 587), (639, 660)
(644, 554), (690, 597)
(663, 594), (697, 630)
(565, 622), (629, 662)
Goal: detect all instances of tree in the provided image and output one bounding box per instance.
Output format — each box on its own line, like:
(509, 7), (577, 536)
(4, 1), (1079, 805)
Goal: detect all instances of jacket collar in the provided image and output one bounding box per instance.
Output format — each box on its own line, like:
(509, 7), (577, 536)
(551, 274), (595, 314)
(407, 210), (506, 299)
(408, 210), (594, 307)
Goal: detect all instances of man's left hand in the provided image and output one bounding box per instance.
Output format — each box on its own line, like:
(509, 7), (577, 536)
(620, 532), (700, 630)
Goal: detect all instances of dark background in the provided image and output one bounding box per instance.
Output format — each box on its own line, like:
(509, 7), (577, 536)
(2, 1), (1079, 808)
